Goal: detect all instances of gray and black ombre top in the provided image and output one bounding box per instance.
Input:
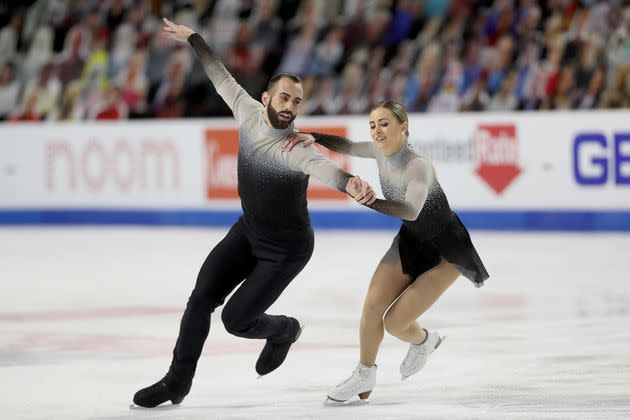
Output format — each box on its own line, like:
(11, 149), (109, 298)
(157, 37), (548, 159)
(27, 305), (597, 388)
(311, 133), (456, 239)
(188, 34), (353, 231)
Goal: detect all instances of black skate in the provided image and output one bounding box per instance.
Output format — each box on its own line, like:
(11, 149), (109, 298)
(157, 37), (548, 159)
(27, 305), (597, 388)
(132, 376), (191, 408)
(255, 318), (302, 376)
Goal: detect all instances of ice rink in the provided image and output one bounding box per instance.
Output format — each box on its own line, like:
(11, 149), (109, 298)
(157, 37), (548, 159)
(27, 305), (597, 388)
(1, 227), (629, 420)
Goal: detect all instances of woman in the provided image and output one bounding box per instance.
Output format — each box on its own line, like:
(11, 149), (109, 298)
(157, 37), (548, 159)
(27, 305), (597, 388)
(283, 100), (489, 403)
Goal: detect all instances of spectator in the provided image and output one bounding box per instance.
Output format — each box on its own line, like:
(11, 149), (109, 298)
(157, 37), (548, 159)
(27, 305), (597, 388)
(541, 64), (576, 110)
(460, 38), (483, 94)
(0, 11), (23, 67)
(146, 30), (173, 91)
(109, 22), (137, 79)
(366, 69), (392, 109)
(57, 29), (85, 88)
(577, 65), (606, 109)
(305, 26), (345, 76)
(9, 90), (43, 122)
(22, 26), (53, 80)
(79, 30), (110, 111)
(153, 59), (186, 118)
(383, 0), (420, 47)
(0, 61), (20, 119)
(487, 69), (518, 111)
(250, 0), (282, 52)
(20, 62), (61, 118)
(326, 62), (367, 114)
(0, 0), (627, 120)
(461, 71), (490, 111)
(50, 81), (84, 121)
(90, 84), (128, 120)
(276, 21), (317, 75)
(485, 35), (515, 95)
(514, 39), (541, 101)
(105, 0), (126, 32)
(302, 75), (338, 115)
(406, 42), (442, 111)
(388, 40), (417, 76)
(116, 50), (148, 116)
(599, 64), (630, 108)
(428, 76), (461, 113)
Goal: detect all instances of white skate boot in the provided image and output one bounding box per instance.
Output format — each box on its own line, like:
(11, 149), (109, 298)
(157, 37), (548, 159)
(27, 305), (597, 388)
(324, 363), (377, 405)
(400, 329), (445, 381)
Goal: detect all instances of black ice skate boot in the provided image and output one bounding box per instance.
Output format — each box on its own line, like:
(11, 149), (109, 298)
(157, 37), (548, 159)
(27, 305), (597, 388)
(255, 317), (302, 377)
(133, 375), (192, 408)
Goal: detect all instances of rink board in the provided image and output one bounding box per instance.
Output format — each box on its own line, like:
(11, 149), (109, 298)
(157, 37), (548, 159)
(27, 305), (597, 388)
(1, 111), (629, 230)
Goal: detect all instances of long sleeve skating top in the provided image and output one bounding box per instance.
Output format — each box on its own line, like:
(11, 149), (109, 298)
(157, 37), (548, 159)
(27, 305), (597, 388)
(188, 33), (353, 231)
(311, 133), (456, 239)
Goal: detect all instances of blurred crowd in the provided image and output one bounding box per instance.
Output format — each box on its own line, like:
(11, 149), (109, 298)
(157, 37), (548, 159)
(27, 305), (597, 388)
(0, 0), (629, 122)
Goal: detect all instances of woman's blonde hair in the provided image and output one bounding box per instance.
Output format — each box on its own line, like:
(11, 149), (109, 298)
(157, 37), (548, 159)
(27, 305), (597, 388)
(372, 100), (409, 136)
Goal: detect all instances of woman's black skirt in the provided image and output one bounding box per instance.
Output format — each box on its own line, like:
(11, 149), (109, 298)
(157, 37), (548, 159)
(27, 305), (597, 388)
(395, 214), (489, 287)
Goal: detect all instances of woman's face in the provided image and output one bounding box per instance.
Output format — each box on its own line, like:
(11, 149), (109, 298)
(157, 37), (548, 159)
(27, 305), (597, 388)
(368, 107), (408, 155)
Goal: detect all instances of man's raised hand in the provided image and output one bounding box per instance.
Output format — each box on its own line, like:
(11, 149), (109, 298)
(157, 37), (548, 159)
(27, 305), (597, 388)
(162, 17), (195, 43)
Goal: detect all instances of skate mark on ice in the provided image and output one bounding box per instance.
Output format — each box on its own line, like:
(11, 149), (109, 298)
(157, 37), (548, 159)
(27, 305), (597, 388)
(0, 306), (182, 321)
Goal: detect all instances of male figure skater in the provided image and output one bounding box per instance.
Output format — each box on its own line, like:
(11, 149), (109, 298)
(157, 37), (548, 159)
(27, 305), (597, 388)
(132, 18), (375, 408)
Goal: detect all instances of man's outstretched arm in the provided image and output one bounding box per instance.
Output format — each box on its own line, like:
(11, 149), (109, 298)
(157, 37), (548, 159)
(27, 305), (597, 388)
(163, 18), (259, 123)
(284, 143), (375, 204)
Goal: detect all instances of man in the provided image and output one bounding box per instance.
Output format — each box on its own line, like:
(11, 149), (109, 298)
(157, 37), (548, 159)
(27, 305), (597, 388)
(133, 18), (375, 408)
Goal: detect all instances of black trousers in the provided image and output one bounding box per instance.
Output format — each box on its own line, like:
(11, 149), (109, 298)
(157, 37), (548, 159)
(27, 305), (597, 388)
(169, 216), (314, 384)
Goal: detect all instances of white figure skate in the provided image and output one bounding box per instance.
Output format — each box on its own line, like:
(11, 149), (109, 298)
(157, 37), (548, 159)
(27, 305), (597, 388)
(324, 363), (377, 405)
(400, 330), (445, 381)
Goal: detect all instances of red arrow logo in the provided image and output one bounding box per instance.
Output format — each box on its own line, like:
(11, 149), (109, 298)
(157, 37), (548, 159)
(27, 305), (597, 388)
(475, 165), (522, 194)
(474, 124), (522, 195)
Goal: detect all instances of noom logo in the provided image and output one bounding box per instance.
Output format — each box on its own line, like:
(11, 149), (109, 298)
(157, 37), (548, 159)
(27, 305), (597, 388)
(46, 138), (181, 192)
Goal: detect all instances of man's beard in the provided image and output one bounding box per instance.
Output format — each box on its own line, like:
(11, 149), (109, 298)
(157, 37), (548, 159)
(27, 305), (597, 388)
(266, 103), (295, 129)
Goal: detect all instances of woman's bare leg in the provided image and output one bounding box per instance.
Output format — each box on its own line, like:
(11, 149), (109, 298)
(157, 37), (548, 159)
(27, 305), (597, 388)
(383, 260), (460, 344)
(359, 258), (411, 366)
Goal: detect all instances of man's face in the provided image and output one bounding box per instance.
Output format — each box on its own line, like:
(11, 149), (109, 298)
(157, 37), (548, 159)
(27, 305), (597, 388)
(264, 78), (303, 129)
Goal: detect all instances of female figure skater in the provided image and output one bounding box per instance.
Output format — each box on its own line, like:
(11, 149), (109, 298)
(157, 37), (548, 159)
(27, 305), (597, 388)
(283, 100), (489, 403)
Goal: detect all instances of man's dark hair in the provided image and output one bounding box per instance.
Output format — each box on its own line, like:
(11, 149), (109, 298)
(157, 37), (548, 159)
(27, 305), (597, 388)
(266, 73), (302, 94)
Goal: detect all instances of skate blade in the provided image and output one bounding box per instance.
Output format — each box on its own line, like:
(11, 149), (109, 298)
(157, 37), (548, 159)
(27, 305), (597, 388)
(128, 403), (181, 410)
(323, 397), (370, 407)
(436, 335), (447, 349)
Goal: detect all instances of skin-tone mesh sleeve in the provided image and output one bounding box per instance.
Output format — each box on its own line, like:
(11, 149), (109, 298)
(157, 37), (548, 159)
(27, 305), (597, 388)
(309, 133), (375, 158)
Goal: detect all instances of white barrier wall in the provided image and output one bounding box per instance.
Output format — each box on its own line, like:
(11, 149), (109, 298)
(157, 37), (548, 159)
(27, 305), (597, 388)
(1, 111), (629, 230)
(356, 110), (630, 209)
(1, 121), (206, 207)
(0, 118), (352, 208)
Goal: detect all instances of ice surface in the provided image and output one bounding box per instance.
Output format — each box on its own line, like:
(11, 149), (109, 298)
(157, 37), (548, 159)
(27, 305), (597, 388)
(1, 227), (629, 419)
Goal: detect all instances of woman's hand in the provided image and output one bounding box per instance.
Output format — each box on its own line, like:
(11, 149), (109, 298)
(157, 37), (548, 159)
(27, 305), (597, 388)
(162, 17), (195, 43)
(282, 132), (315, 152)
(346, 176), (376, 205)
